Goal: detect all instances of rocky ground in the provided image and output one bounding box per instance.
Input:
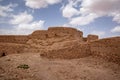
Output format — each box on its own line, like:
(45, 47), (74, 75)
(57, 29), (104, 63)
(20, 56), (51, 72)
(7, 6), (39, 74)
(0, 53), (120, 80)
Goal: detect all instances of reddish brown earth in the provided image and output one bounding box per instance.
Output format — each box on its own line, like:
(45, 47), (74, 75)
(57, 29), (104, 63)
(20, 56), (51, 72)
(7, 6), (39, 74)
(0, 53), (120, 80)
(0, 27), (120, 80)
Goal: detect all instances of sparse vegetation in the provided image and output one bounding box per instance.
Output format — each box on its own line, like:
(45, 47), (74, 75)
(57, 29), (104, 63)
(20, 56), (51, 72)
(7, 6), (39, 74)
(17, 64), (29, 69)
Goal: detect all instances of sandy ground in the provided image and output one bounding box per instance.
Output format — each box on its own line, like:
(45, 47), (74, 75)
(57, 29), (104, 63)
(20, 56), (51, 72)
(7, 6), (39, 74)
(0, 53), (120, 80)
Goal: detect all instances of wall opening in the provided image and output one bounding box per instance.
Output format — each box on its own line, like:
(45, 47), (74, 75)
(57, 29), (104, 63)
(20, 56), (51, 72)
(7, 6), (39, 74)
(1, 52), (6, 57)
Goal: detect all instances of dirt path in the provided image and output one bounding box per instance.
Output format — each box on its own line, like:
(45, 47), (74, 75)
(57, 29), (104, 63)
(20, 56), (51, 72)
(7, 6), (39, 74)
(0, 53), (120, 80)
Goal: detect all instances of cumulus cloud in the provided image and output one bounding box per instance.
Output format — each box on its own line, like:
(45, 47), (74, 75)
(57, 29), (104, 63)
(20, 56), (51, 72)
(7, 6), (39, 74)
(0, 29), (16, 35)
(0, 20), (44, 35)
(10, 12), (33, 24)
(111, 26), (120, 33)
(14, 20), (44, 35)
(8, 12), (45, 35)
(62, 0), (120, 26)
(70, 13), (98, 26)
(16, 20), (44, 31)
(0, 3), (17, 17)
(80, 0), (120, 24)
(61, 0), (80, 18)
(111, 13), (120, 24)
(25, 0), (62, 9)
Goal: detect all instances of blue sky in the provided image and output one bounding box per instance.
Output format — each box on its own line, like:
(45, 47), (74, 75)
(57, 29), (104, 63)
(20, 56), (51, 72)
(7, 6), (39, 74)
(0, 0), (120, 38)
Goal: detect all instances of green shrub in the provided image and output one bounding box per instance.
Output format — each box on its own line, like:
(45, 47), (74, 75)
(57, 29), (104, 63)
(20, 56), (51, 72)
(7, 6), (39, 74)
(17, 64), (29, 69)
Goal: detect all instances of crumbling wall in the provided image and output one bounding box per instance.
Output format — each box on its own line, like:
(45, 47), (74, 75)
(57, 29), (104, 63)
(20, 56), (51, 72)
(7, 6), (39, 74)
(40, 43), (91, 59)
(48, 27), (83, 40)
(0, 35), (28, 44)
(87, 34), (98, 42)
(0, 27), (84, 56)
(0, 27), (119, 64)
(90, 37), (120, 64)
(40, 36), (120, 65)
(0, 36), (28, 56)
(48, 27), (78, 34)
(0, 43), (25, 57)
(29, 30), (48, 39)
(30, 27), (83, 40)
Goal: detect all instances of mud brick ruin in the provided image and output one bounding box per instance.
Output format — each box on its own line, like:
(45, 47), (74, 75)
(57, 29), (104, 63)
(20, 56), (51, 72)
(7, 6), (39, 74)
(0, 27), (120, 64)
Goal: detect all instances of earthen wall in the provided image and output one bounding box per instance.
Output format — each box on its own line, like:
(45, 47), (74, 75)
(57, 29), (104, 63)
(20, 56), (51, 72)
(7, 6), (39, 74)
(90, 37), (120, 64)
(40, 43), (91, 59)
(87, 34), (98, 42)
(0, 27), (119, 64)
(0, 35), (28, 44)
(29, 27), (83, 41)
(0, 43), (25, 57)
(30, 30), (48, 39)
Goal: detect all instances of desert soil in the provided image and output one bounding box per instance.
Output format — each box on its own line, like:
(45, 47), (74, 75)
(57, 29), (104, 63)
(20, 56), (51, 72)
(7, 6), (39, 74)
(0, 53), (120, 80)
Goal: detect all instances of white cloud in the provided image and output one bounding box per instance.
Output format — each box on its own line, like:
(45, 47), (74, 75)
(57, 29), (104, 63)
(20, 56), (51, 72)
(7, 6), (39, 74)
(80, 0), (120, 24)
(46, 0), (62, 4)
(63, 23), (72, 27)
(70, 13), (98, 26)
(17, 20), (44, 31)
(14, 20), (45, 35)
(25, 0), (62, 9)
(10, 12), (33, 24)
(111, 26), (120, 33)
(81, 0), (120, 14)
(7, 12), (45, 35)
(62, 0), (120, 26)
(111, 13), (120, 24)
(0, 29), (16, 35)
(61, 0), (80, 18)
(91, 31), (105, 37)
(0, 20), (44, 35)
(0, 3), (17, 17)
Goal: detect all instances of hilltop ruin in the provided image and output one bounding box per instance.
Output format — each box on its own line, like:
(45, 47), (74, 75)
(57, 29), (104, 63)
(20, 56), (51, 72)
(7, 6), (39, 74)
(0, 27), (97, 55)
(0, 27), (120, 64)
(0, 27), (98, 44)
